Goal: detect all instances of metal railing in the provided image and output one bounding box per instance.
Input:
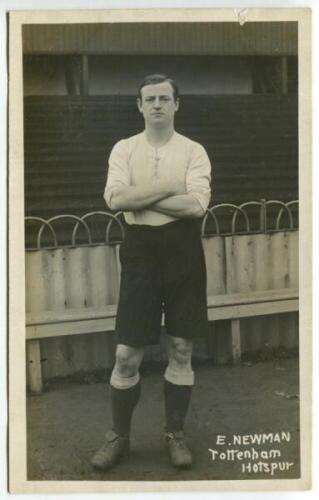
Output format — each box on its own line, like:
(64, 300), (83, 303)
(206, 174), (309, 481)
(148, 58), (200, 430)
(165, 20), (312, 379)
(201, 199), (298, 237)
(25, 199), (298, 250)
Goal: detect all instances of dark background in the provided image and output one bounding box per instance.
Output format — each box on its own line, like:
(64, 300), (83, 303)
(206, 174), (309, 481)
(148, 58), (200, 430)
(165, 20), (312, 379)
(22, 22), (298, 246)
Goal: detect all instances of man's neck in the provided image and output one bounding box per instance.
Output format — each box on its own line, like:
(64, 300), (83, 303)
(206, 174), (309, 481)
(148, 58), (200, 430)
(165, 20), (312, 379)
(144, 125), (175, 148)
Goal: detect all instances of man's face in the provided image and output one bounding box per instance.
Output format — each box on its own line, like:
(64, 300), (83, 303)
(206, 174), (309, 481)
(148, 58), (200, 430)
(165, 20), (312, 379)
(137, 81), (179, 127)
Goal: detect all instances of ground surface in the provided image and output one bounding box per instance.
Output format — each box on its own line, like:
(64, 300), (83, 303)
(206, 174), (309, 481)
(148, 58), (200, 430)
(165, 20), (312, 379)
(27, 358), (300, 482)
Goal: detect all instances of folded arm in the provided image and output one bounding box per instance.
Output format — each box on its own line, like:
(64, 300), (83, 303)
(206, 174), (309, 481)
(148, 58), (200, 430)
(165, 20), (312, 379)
(151, 194), (205, 219)
(151, 144), (212, 219)
(105, 181), (187, 211)
(104, 138), (212, 217)
(105, 183), (172, 211)
(105, 140), (187, 211)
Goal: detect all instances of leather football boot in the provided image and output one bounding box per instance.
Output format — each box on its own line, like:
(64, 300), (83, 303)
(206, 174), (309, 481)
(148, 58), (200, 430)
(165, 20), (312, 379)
(91, 429), (130, 471)
(165, 430), (193, 469)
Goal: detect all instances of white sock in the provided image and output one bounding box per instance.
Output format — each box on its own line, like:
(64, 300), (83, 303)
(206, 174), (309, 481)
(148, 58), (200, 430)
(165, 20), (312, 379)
(164, 365), (194, 386)
(110, 371), (140, 390)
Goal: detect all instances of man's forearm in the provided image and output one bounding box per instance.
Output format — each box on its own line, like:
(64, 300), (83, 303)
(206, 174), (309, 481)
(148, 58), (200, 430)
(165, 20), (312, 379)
(106, 182), (179, 211)
(151, 194), (205, 219)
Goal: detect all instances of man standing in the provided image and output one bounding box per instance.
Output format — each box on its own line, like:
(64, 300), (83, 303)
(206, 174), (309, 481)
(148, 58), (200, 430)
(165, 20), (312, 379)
(91, 74), (211, 471)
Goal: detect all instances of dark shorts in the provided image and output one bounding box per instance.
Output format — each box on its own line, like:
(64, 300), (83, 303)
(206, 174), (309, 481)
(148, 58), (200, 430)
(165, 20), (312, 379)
(115, 219), (208, 347)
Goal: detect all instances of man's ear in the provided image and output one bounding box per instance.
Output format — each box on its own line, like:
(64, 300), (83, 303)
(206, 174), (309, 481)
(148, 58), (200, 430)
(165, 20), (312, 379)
(175, 98), (180, 112)
(137, 97), (143, 113)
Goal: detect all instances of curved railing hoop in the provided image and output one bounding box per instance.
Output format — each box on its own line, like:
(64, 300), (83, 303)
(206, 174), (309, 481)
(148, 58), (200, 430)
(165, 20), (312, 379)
(201, 208), (220, 237)
(71, 211), (124, 244)
(37, 215), (92, 247)
(207, 203), (250, 234)
(276, 200), (298, 230)
(25, 216), (58, 249)
(202, 203), (250, 236)
(231, 201), (263, 232)
(25, 201), (299, 249)
(106, 212), (125, 243)
(261, 201), (294, 230)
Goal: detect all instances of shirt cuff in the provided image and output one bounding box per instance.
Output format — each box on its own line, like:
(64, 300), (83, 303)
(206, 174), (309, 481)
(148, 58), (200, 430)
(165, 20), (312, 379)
(188, 191), (210, 213)
(104, 187), (116, 210)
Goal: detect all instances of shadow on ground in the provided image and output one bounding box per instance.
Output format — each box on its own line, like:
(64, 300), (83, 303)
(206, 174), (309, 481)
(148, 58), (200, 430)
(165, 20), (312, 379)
(27, 358), (300, 482)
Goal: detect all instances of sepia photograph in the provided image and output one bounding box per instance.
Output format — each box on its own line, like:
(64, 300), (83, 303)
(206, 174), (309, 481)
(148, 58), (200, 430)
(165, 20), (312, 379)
(8, 7), (312, 494)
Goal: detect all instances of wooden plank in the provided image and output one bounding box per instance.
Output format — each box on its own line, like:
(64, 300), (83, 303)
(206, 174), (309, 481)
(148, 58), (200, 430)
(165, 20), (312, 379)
(269, 232), (290, 289)
(65, 246), (90, 308)
(26, 304), (117, 325)
(251, 234), (270, 289)
(115, 244), (122, 288)
(26, 316), (117, 340)
(202, 237), (226, 295)
(207, 288), (298, 307)
(86, 245), (120, 306)
(26, 298), (299, 338)
(247, 234), (270, 350)
(25, 251), (49, 313)
(225, 235), (255, 293)
(26, 339), (43, 394)
(218, 234), (250, 361)
(231, 319), (241, 364)
(288, 231), (299, 288)
(48, 248), (67, 311)
(24, 231), (299, 376)
(193, 235), (226, 362)
(207, 299), (298, 321)
(269, 232), (290, 346)
(105, 246), (121, 303)
(26, 292), (298, 335)
(87, 246), (111, 307)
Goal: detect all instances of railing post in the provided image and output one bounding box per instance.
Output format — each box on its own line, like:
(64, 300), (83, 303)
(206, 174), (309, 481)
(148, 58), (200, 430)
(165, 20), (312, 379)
(27, 339), (43, 394)
(259, 199), (267, 233)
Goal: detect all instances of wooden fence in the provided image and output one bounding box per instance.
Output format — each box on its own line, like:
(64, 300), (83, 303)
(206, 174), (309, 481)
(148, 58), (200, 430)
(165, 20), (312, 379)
(25, 204), (299, 382)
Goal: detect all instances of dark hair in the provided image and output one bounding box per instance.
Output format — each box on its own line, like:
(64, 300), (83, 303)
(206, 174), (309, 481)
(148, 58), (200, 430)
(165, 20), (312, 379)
(138, 74), (179, 101)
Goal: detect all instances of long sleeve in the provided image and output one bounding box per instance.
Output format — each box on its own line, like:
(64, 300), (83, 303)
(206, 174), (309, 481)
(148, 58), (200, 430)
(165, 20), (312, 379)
(185, 143), (212, 213)
(104, 140), (130, 210)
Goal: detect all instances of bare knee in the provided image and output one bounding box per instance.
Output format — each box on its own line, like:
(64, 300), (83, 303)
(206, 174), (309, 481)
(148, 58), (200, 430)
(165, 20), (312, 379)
(168, 337), (193, 370)
(114, 344), (144, 377)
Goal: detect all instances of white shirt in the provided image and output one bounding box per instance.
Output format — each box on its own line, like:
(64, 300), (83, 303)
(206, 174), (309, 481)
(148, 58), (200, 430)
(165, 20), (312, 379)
(104, 131), (212, 226)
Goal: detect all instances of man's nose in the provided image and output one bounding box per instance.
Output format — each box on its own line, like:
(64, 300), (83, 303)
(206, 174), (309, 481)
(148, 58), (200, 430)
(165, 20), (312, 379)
(154, 97), (161, 108)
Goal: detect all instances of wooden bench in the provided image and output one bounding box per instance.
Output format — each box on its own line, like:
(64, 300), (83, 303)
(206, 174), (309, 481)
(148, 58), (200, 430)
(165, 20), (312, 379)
(26, 287), (298, 394)
(25, 228), (299, 394)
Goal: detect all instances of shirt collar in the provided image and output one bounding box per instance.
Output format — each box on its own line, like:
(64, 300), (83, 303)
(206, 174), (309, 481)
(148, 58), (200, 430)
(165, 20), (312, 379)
(143, 130), (176, 156)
